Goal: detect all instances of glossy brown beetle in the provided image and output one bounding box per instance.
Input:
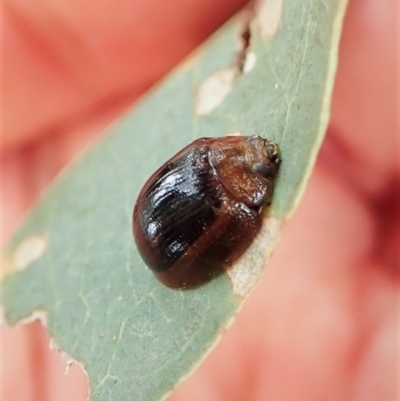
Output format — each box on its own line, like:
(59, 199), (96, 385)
(133, 135), (280, 289)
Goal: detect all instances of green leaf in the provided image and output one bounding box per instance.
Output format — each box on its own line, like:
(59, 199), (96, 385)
(1, 1), (348, 400)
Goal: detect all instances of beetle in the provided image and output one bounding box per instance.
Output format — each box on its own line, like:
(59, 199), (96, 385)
(133, 135), (281, 289)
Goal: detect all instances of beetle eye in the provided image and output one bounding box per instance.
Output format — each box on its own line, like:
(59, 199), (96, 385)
(253, 163), (271, 177)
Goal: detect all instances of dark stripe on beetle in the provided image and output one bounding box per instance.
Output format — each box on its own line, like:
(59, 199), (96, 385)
(136, 147), (220, 272)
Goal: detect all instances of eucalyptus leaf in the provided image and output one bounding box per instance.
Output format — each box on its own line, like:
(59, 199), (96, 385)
(1, 1), (348, 400)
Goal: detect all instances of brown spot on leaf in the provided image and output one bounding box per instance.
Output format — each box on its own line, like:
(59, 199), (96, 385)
(14, 234), (48, 271)
(195, 69), (236, 116)
(1, 234), (48, 279)
(256, 0), (283, 39)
